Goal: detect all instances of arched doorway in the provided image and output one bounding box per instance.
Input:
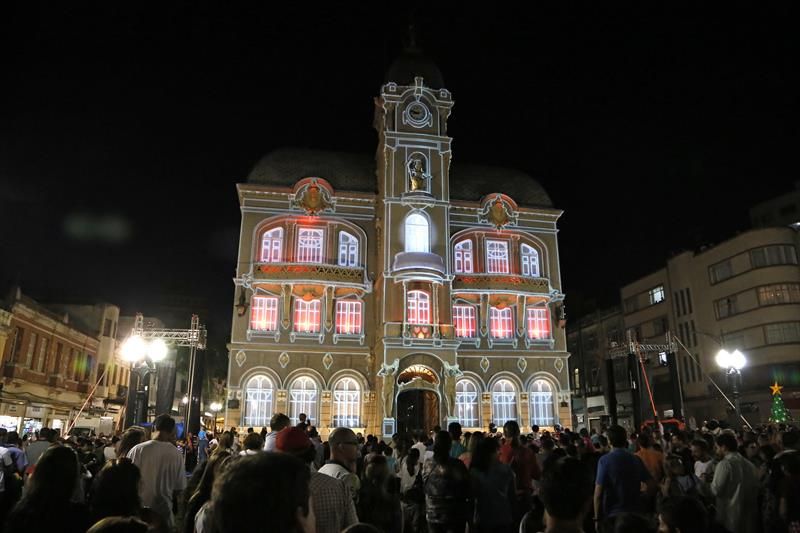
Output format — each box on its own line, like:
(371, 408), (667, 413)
(396, 364), (441, 435)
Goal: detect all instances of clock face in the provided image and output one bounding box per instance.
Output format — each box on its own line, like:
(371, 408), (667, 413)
(405, 102), (430, 127)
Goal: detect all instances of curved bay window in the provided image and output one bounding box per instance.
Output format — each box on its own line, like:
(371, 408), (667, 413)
(296, 227), (325, 263)
(486, 240), (510, 274)
(456, 379), (479, 427)
(260, 227), (283, 263)
(332, 378), (361, 428)
(294, 299), (321, 333)
(289, 376), (318, 426)
(520, 244), (540, 277)
(526, 308), (551, 340)
(489, 307), (514, 338)
(244, 375), (274, 428)
(491, 379), (517, 426)
(338, 231), (359, 267)
(530, 380), (555, 426)
(454, 239), (473, 273)
(405, 213), (430, 253)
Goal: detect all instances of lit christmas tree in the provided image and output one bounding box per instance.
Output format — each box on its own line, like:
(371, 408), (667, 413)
(769, 382), (790, 423)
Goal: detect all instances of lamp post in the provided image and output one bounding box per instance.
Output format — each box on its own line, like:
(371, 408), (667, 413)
(210, 402), (222, 434)
(715, 348), (746, 428)
(121, 336), (168, 427)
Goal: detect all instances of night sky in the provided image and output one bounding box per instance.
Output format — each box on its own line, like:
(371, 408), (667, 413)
(1, 5), (795, 352)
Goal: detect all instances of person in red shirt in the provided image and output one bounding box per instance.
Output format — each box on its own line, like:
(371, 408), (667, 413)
(498, 420), (540, 525)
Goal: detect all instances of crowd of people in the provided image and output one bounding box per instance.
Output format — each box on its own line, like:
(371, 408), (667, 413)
(0, 414), (798, 533)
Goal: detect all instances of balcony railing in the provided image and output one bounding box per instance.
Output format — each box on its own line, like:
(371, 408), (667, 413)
(453, 273), (550, 294)
(253, 262), (367, 287)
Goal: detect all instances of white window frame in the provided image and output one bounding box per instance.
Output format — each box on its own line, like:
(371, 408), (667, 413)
(530, 380), (555, 426)
(407, 290), (430, 325)
(404, 213), (430, 253)
(453, 304), (477, 338)
(455, 379), (479, 427)
(486, 240), (510, 274)
(260, 227), (283, 263)
(489, 307), (514, 338)
(765, 322), (800, 344)
(293, 299), (321, 333)
(338, 231), (359, 267)
(289, 376), (318, 426)
(454, 239), (473, 273)
(649, 285), (665, 305)
(332, 378), (361, 428)
(244, 375), (274, 428)
(296, 227), (325, 263)
(491, 379), (517, 426)
(520, 244), (540, 277)
(250, 296), (279, 331)
(526, 308), (551, 340)
(335, 300), (362, 335)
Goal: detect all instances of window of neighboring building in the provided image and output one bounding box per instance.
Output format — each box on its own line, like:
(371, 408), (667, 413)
(685, 288), (693, 314)
(758, 283), (800, 305)
(53, 342), (62, 374)
(404, 213), (430, 253)
(456, 379), (479, 427)
(765, 322), (800, 344)
(715, 296), (738, 319)
(84, 354), (94, 381)
(407, 290), (430, 325)
(260, 228), (283, 263)
(335, 300), (362, 335)
(338, 231), (359, 267)
(486, 240), (510, 274)
(454, 240), (473, 273)
(296, 227), (325, 263)
(573, 368), (581, 391)
(289, 376), (318, 426)
(526, 308), (551, 340)
(652, 317), (668, 336)
(103, 318), (112, 337)
(35, 337), (49, 373)
(491, 379), (517, 426)
(332, 378), (360, 428)
(453, 305), (477, 338)
(520, 244), (540, 277)
(294, 299), (321, 333)
(8, 327), (23, 364)
(530, 380), (555, 426)
(751, 245), (798, 268)
(250, 296), (279, 331)
(649, 285), (665, 305)
(709, 260), (733, 284)
(25, 332), (37, 368)
(489, 307), (514, 338)
(623, 296), (638, 313)
(244, 375), (274, 428)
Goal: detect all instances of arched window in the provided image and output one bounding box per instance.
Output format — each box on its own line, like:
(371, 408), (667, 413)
(530, 380), (555, 426)
(492, 379), (517, 426)
(338, 231), (359, 267)
(454, 240), (473, 273)
(521, 244), (540, 277)
(332, 378), (361, 428)
(244, 375), (274, 428)
(296, 227), (325, 263)
(289, 376), (318, 426)
(489, 307), (514, 338)
(456, 379), (479, 427)
(407, 290), (430, 324)
(405, 213), (430, 253)
(260, 227), (283, 263)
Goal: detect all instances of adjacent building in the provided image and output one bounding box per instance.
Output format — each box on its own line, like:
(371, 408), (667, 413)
(226, 53), (571, 438)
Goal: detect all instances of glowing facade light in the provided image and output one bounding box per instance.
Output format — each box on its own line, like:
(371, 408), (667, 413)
(148, 339), (168, 362)
(122, 335), (147, 362)
(716, 348), (746, 371)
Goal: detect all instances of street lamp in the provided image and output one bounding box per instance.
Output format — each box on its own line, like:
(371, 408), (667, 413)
(715, 348), (746, 428)
(122, 336), (169, 426)
(210, 402), (222, 434)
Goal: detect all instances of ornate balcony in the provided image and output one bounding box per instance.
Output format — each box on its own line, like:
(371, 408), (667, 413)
(252, 262), (368, 288)
(452, 273), (551, 295)
(392, 252), (446, 281)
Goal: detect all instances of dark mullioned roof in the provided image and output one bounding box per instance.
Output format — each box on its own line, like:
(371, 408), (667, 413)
(246, 148), (553, 208)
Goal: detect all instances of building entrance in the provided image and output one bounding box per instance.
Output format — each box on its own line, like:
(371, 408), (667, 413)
(396, 390), (439, 436)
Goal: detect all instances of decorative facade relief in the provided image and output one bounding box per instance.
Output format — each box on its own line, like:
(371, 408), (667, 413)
(279, 351), (290, 369)
(290, 177), (336, 215)
(478, 193), (519, 229)
(517, 357), (527, 373)
(480, 356), (490, 373)
(235, 350), (247, 368)
(322, 352), (333, 370)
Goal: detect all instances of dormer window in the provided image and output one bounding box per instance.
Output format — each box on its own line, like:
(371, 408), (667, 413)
(486, 240), (509, 274)
(338, 231), (359, 267)
(454, 240), (473, 273)
(260, 228), (283, 263)
(296, 228), (324, 263)
(521, 244), (540, 277)
(405, 213), (429, 253)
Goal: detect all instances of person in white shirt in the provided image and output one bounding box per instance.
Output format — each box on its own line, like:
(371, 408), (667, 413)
(127, 414), (187, 529)
(691, 439), (714, 481)
(103, 436), (119, 463)
(263, 413), (291, 451)
(238, 432), (264, 456)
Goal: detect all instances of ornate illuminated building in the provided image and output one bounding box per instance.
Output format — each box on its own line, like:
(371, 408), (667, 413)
(226, 53), (571, 437)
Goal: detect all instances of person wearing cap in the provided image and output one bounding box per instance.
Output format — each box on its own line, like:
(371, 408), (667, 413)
(318, 427), (361, 505)
(277, 427), (358, 533)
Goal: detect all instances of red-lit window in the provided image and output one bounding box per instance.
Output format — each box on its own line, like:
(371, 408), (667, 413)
(335, 300), (362, 335)
(486, 240), (509, 274)
(260, 228), (283, 263)
(527, 308), (551, 339)
(296, 228), (324, 263)
(454, 240), (473, 273)
(294, 299), (321, 333)
(453, 305), (476, 337)
(489, 306), (513, 338)
(250, 296), (279, 331)
(407, 290), (430, 325)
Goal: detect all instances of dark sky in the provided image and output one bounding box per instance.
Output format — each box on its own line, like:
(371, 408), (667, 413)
(1, 5), (796, 350)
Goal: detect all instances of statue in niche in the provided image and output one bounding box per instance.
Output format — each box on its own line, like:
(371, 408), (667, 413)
(378, 359), (400, 419)
(442, 361), (463, 418)
(408, 157), (431, 192)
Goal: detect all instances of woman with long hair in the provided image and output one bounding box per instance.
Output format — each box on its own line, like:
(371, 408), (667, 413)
(184, 449), (235, 533)
(6, 446), (91, 533)
(470, 436), (515, 533)
(89, 459), (167, 532)
(425, 431), (472, 533)
(357, 453), (403, 533)
(116, 428), (146, 460)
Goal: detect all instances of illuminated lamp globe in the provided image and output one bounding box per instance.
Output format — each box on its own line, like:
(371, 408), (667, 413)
(730, 349), (746, 371)
(122, 336), (147, 362)
(148, 339), (168, 363)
